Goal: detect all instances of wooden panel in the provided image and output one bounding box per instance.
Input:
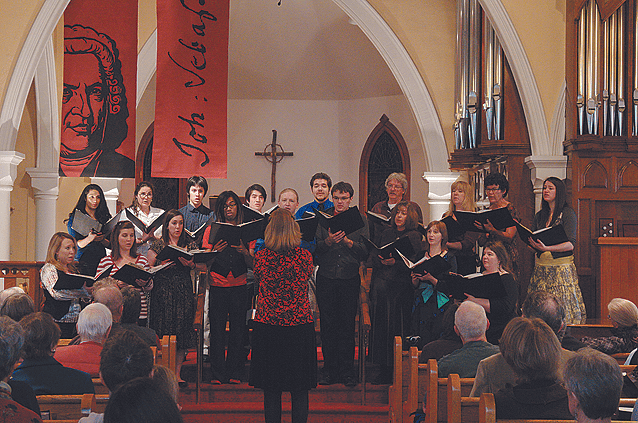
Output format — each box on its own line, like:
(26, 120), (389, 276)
(619, 161), (638, 189)
(583, 161), (608, 188)
(596, 238), (638, 318)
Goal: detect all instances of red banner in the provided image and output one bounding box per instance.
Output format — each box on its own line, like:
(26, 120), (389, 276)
(154, 0), (229, 178)
(60, 0), (137, 177)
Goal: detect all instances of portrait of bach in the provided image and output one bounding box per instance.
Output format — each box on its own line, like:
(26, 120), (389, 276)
(60, 24), (135, 178)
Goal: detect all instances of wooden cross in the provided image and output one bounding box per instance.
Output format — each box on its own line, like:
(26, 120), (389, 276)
(255, 130), (293, 202)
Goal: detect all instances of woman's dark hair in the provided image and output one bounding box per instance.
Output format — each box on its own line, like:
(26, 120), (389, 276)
(214, 191), (243, 224)
(19, 312), (60, 360)
(484, 172), (509, 197)
(483, 239), (514, 275)
(161, 209), (188, 247)
(129, 181), (154, 213)
(103, 377), (183, 423)
(110, 221), (138, 261)
(244, 184), (267, 204)
(69, 184), (112, 224)
(538, 177), (568, 227)
(390, 201), (419, 231)
(186, 176), (208, 196)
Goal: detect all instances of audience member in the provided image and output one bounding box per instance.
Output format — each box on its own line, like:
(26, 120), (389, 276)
(0, 286), (25, 309)
(564, 349), (623, 423)
(493, 317), (572, 420)
(120, 286), (159, 347)
(315, 182), (369, 387)
(54, 303), (112, 376)
(103, 377), (183, 423)
(582, 297), (638, 354)
(12, 312), (93, 395)
(79, 330), (155, 423)
(93, 285), (124, 339)
(152, 365), (181, 409)
(471, 290), (578, 397)
(0, 316), (41, 421)
(437, 301), (499, 378)
(0, 293), (34, 322)
(419, 303), (462, 362)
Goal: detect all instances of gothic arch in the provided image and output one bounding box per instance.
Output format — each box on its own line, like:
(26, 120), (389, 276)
(359, 115), (411, 211)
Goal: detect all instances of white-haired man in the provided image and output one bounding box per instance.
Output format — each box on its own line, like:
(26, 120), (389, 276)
(437, 301), (499, 378)
(54, 303), (112, 377)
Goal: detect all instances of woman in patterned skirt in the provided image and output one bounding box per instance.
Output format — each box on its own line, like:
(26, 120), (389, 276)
(526, 177), (586, 324)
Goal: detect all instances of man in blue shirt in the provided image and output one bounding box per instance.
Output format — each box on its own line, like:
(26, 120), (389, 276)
(179, 175), (215, 246)
(295, 172), (334, 219)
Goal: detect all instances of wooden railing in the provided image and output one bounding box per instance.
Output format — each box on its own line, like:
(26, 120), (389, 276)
(0, 261), (45, 310)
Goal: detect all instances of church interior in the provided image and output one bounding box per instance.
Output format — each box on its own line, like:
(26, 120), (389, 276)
(2, 0), (638, 421)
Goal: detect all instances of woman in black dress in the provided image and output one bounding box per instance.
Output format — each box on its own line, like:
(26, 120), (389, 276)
(147, 209), (202, 385)
(369, 201), (424, 384)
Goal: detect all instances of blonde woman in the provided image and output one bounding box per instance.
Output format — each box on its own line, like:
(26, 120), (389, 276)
(40, 232), (91, 338)
(443, 180), (480, 275)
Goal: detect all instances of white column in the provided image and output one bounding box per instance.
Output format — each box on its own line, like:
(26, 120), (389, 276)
(26, 169), (59, 261)
(91, 178), (123, 216)
(0, 152), (25, 260)
(524, 155), (568, 211)
(422, 172), (461, 222)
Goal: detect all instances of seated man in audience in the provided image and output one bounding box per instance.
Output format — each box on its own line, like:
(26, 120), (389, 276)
(565, 349), (624, 423)
(54, 303), (112, 377)
(80, 330), (155, 423)
(437, 301), (499, 378)
(120, 286), (159, 347)
(470, 290), (579, 397)
(0, 286), (25, 309)
(0, 315), (42, 421)
(0, 292), (34, 322)
(93, 284), (124, 340)
(12, 312), (94, 395)
(102, 377), (182, 423)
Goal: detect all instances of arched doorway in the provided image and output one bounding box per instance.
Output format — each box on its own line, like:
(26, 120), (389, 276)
(137, 123), (184, 211)
(359, 114), (411, 212)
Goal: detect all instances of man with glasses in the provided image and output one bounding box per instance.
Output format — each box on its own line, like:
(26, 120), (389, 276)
(370, 172), (423, 243)
(314, 182), (369, 387)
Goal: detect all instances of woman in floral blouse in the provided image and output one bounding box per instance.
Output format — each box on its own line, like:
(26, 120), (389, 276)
(250, 209), (315, 423)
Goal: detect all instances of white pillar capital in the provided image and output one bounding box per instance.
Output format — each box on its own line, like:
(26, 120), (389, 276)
(26, 168), (59, 261)
(0, 152), (25, 260)
(525, 155), (568, 211)
(91, 177), (123, 216)
(422, 172), (461, 222)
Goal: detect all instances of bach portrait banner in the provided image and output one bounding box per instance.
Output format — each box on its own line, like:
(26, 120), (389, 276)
(60, 0), (137, 178)
(153, 0), (229, 179)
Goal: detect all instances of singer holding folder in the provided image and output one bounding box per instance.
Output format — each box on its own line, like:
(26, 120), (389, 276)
(126, 181), (164, 256)
(526, 177), (586, 324)
(40, 232), (91, 338)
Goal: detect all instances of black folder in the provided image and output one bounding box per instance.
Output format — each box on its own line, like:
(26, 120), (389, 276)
(206, 219), (265, 246)
(155, 244), (218, 264)
(364, 235), (415, 260)
(396, 250), (451, 277)
(54, 266), (112, 290)
(454, 206), (516, 232)
(296, 214), (319, 242)
(515, 221), (569, 248)
(441, 215), (467, 242)
(444, 272), (507, 300)
(111, 262), (173, 285)
(317, 206), (365, 235)
(125, 209), (167, 234)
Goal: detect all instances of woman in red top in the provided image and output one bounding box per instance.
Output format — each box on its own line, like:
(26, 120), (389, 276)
(250, 209), (315, 423)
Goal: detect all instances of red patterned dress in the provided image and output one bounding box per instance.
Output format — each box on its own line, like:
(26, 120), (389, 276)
(249, 246), (316, 391)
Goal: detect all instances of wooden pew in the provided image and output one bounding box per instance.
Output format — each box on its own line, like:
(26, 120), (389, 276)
(612, 352), (631, 365)
(479, 393), (632, 423)
(92, 378), (109, 395)
(37, 394), (109, 420)
(408, 357), (475, 423)
(447, 373), (481, 423)
(159, 334), (178, 375)
(389, 337), (418, 423)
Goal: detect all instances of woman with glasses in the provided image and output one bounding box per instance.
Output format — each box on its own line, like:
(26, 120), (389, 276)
(477, 172), (519, 276)
(201, 191), (252, 384)
(127, 181), (164, 256)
